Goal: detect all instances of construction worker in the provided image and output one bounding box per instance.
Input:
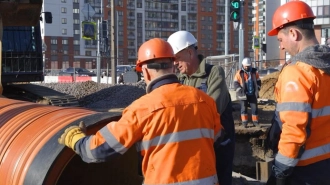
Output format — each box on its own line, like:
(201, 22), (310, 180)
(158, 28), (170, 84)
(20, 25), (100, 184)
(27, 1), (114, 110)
(58, 38), (224, 185)
(266, 1), (330, 185)
(168, 30), (235, 185)
(233, 57), (261, 128)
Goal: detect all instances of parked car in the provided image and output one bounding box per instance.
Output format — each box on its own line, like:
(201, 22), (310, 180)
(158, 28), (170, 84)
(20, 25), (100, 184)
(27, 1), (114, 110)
(59, 67), (96, 76)
(117, 65), (133, 76)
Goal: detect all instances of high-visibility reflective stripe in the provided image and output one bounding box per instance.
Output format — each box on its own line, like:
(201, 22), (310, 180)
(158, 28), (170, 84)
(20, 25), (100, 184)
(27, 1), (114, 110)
(143, 174), (218, 185)
(311, 106), (330, 118)
(137, 128), (215, 152)
(99, 127), (128, 154)
(214, 130), (222, 142)
(277, 102), (330, 119)
(276, 102), (311, 112)
(85, 137), (96, 160)
(300, 143), (330, 161)
(275, 153), (299, 167)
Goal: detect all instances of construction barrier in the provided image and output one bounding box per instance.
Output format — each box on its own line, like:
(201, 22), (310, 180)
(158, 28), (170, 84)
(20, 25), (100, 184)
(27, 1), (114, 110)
(0, 97), (143, 185)
(75, 76), (92, 82)
(58, 76), (74, 83)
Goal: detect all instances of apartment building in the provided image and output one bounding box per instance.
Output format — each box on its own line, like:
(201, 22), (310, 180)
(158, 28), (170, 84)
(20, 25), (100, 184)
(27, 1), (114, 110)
(41, 0), (254, 71)
(252, 0), (280, 66)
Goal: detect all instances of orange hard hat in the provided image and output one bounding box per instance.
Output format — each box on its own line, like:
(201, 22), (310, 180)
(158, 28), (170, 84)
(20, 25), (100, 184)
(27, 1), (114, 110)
(268, 1), (315, 36)
(136, 38), (175, 72)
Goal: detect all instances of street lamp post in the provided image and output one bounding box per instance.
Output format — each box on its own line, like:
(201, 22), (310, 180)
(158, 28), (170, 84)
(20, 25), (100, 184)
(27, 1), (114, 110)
(110, 0), (117, 85)
(96, 0), (103, 83)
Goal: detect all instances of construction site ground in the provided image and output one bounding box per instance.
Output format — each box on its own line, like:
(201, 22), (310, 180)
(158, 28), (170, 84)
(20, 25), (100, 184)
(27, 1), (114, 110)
(230, 71), (279, 184)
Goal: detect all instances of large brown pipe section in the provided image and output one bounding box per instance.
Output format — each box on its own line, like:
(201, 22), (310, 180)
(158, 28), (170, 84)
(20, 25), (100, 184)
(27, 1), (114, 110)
(0, 97), (143, 185)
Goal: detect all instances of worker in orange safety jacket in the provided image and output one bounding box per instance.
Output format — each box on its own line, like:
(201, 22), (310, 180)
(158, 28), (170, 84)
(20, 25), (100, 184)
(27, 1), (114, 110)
(233, 57), (261, 128)
(58, 38), (224, 185)
(266, 1), (330, 185)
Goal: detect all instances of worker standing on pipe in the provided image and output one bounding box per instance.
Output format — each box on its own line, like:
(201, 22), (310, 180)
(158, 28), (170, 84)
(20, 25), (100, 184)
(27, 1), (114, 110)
(59, 38), (224, 185)
(266, 1), (330, 185)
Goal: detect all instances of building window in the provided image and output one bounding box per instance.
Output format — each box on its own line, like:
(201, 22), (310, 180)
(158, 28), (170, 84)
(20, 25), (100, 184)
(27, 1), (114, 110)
(74, 50), (80, 55)
(62, 29), (67, 35)
(74, 19), (80, 24)
(73, 9), (80, 14)
(74, 40), (80, 45)
(73, 0), (79, 3)
(62, 39), (68, 44)
(62, 18), (67, 24)
(85, 51), (92, 56)
(74, 29), (80, 34)
(63, 50), (68, 54)
(324, 5), (330, 16)
(51, 39), (57, 44)
(118, 0), (123, 7)
(181, 4), (186, 11)
(61, 0), (66, 2)
(61, 7), (67, 13)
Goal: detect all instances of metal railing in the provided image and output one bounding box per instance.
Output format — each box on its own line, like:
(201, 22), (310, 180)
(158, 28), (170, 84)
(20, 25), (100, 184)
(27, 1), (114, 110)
(204, 54), (239, 90)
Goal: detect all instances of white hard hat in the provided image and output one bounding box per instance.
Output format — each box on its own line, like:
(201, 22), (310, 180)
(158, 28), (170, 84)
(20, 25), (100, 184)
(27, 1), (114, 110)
(242, 58), (252, 66)
(167, 31), (197, 54)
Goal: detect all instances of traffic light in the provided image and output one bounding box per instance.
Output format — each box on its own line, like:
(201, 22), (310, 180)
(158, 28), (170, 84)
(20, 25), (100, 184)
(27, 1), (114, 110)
(230, 0), (241, 22)
(102, 20), (108, 38)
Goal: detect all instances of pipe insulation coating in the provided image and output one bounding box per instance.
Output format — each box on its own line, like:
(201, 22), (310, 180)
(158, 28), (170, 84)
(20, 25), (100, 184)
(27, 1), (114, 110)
(0, 97), (143, 185)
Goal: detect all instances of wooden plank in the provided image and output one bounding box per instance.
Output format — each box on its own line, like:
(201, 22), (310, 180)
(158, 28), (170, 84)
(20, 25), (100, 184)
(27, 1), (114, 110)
(256, 160), (273, 183)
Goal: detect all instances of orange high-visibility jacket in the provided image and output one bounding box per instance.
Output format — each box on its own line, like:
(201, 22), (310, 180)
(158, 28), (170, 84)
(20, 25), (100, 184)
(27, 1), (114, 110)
(75, 76), (222, 185)
(275, 61), (330, 168)
(233, 68), (261, 98)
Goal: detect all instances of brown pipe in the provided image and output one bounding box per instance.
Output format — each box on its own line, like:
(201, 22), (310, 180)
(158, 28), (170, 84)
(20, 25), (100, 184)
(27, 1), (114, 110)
(0, 98), (144, 185)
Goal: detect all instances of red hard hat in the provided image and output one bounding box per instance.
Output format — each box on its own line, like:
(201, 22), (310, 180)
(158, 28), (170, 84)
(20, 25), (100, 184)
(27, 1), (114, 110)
(268, 1), (315, 36)
(136, 38), (175, 72)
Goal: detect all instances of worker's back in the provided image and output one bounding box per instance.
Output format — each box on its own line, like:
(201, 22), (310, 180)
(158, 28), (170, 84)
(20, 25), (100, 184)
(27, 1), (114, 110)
(129, 83), (221, 184)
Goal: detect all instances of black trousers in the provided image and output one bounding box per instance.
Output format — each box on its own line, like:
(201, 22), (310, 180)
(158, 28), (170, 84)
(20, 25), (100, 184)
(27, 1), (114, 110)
(216, 99), (235, 185)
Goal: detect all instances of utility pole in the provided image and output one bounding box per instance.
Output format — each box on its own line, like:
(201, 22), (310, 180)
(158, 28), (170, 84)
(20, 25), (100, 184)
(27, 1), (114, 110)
(96, 0), (103, 83)
(238, 0), (244, 68)
(225, 0), (229, 77)
(110, 0), (117, 84)
(259, 33), (263, 69)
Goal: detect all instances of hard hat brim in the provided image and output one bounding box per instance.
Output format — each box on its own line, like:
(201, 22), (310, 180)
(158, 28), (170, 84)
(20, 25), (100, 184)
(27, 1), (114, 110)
(268, 28), (278, 36)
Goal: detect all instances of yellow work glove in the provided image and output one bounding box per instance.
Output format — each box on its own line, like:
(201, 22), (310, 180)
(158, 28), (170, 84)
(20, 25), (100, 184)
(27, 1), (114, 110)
(58, 121), (86, 151)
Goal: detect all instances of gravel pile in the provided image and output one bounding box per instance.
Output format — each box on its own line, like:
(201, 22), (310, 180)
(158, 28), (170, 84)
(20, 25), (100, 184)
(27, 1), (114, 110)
(37, 80), (147, 110)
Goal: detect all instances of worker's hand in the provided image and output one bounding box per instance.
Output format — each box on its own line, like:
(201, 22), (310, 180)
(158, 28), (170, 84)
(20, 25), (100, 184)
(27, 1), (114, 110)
(58, 121), (86, 151)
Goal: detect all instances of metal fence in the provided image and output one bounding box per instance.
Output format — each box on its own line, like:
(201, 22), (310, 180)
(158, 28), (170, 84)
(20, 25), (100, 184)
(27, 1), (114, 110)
(205, 54), (239, 90)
